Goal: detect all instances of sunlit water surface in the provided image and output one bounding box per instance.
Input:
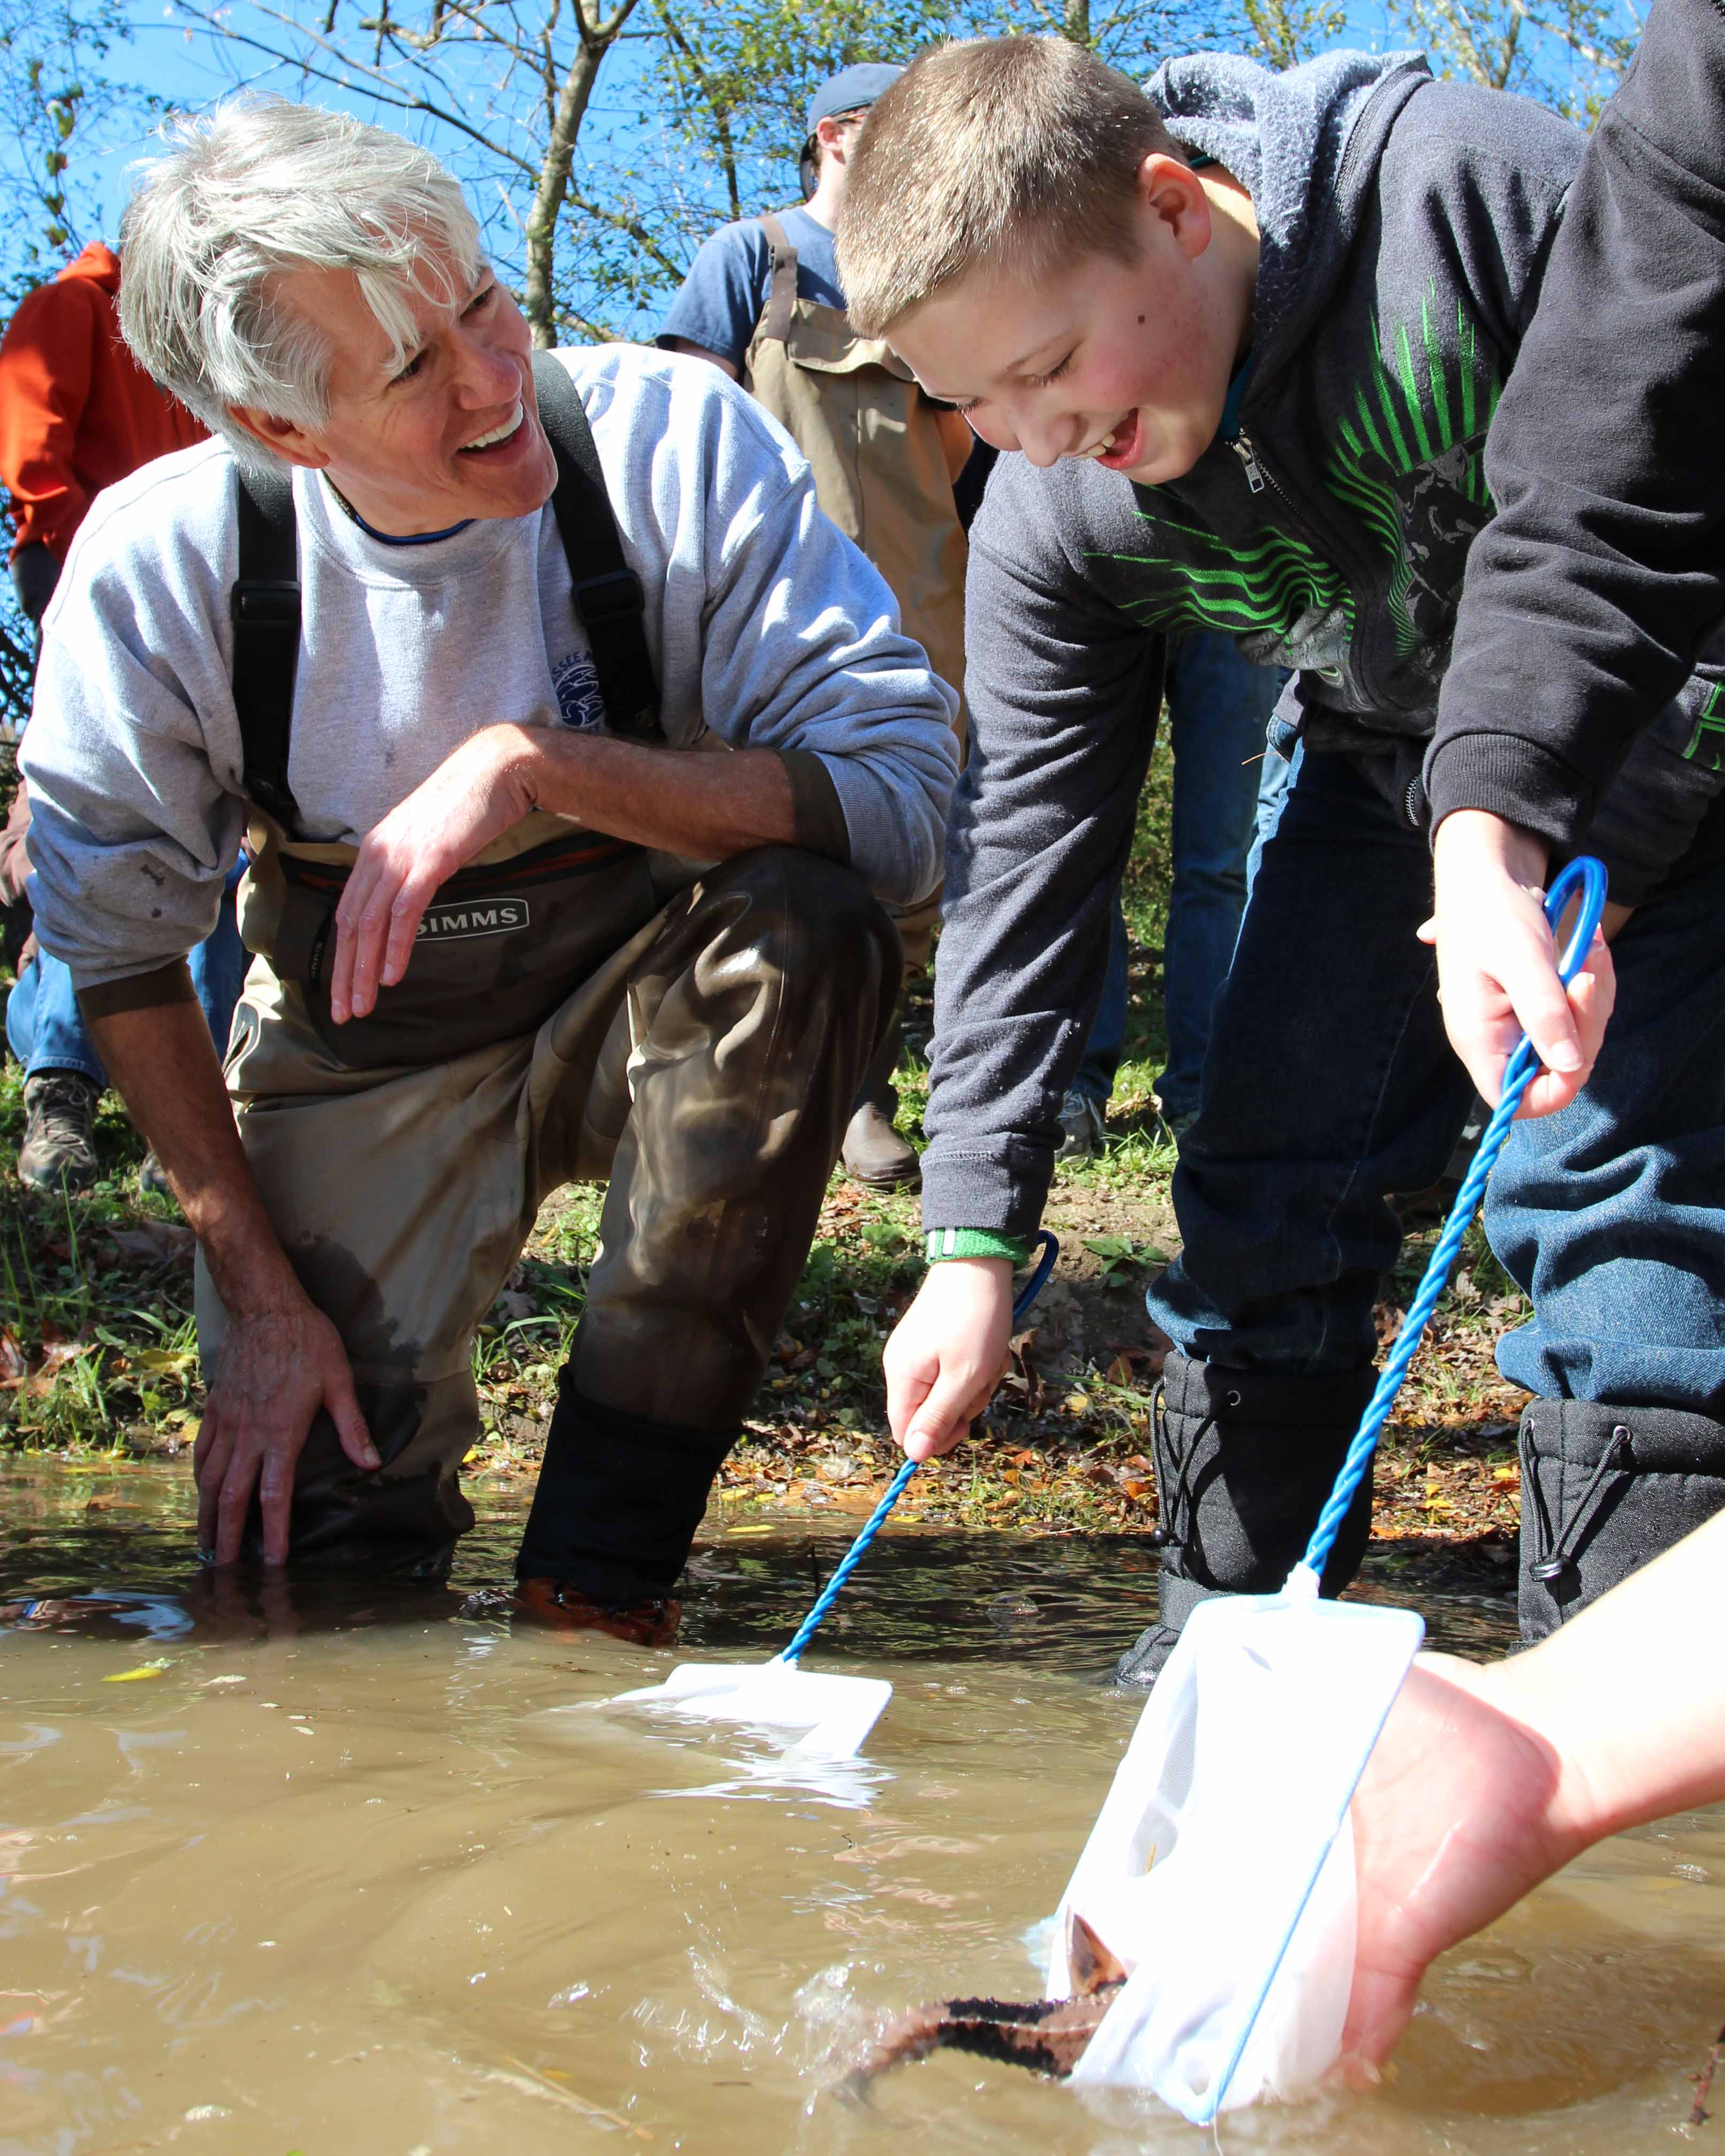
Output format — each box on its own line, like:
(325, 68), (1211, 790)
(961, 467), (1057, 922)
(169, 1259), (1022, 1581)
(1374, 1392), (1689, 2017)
(3, 1457), (1723, 2155)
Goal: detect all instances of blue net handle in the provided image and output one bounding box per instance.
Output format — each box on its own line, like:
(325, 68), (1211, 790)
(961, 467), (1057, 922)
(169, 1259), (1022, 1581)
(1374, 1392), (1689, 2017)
(780, 1228), (1060, 1665)
(1298, 856), (1608, 1584)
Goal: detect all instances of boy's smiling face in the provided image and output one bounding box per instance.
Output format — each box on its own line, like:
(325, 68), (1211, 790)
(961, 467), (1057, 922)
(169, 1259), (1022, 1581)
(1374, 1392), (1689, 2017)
(887, 156), (1258, 488)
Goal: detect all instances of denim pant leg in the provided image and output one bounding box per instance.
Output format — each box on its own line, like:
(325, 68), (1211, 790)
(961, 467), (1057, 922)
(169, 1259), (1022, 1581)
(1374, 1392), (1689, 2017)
(1487, 848), (1725, 1409)
(1071, 901), (1130, 1107)
(1147, 749), (1475, 1372)
(188, 862), (248, 1061)
(1159, 634), (1290, 1120)
(9, 950), (107, 1087)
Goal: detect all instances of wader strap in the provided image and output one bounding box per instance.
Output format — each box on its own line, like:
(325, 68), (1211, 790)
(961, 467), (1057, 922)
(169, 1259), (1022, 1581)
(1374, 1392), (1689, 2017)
(531, 350), (663, 745)
(231, 465), (302, 834)
(228, 359), (665, 809)
(758, 214), (799, 345)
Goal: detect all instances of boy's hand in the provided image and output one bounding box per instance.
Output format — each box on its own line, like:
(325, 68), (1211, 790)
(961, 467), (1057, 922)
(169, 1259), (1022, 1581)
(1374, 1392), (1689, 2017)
(1424, 810), (1617, 1118)
(884, 1258), (1016, 1460)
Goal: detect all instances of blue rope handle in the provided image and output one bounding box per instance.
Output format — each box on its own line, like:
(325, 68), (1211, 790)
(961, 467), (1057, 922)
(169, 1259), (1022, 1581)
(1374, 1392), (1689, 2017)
(780, 1228), (1061, 1664)
(1299, 856), (1608, 1583)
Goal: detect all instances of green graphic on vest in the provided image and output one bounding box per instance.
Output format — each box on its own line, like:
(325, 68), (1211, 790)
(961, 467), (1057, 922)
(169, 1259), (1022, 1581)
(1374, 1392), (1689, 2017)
(1329, 292), (1502, 657)
(1684, 684), (1725, 773)
(1087, 493), (1353, 655)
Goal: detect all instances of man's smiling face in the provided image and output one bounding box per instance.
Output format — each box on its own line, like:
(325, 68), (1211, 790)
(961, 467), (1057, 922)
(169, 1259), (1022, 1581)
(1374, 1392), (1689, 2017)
(233, 248), (558, 534)
(886, 156), (1257, 489)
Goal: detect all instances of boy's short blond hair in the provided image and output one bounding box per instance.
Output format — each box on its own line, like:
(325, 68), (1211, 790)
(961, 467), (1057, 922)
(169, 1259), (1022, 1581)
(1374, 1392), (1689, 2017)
(838, 38), (1177, 338)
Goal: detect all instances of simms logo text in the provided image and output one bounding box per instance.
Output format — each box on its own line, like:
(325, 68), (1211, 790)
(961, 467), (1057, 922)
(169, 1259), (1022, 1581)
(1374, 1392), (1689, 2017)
(416, 898), (531, 942)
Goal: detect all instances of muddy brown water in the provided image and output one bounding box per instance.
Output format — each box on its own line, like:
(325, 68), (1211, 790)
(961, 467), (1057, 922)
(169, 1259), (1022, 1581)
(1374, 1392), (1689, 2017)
(4, 1457), (1723, 2155)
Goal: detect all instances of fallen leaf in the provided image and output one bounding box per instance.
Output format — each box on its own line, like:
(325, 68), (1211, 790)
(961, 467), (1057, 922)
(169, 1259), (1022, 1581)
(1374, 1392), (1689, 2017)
(0, 1332), (25, 1381)
(39, 1339), (97, 1371)
(108, 1222), (194, 1265)
(132, 1347), (196, 1375)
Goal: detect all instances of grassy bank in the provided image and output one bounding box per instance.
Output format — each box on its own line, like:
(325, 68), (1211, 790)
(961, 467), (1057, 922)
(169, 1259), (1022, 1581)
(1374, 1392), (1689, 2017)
(0, 733), (1532, 1585)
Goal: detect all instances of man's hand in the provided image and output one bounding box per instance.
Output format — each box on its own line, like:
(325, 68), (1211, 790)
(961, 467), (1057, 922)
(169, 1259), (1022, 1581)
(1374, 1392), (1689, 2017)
(1425, 810), (1617, 1118)
(884, 1258), (1016, 1460)
(330, 724), (535, 1023)
(194, 1299), (377, 1567)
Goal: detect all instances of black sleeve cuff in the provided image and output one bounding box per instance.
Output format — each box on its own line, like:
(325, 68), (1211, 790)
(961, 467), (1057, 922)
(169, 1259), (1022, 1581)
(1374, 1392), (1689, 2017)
(1422, 731), (1595, 852)
(777, 749), (852, 866)
(77, 959), (198, 1021)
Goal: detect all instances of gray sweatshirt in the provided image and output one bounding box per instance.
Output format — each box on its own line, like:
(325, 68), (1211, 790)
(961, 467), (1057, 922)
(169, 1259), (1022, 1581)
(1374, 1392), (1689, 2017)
(20, 343), (959, 990)
(922, 50), (1725, 1241)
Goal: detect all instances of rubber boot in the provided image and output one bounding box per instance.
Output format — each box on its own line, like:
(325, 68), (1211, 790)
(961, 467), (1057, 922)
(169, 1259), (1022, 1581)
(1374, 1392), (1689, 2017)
(841, 1008), (921, 1190)
(515, 1377), (737, 1615)
(1114, 1349), (1378, 1689)
(1518, 1398), (1725, 1644)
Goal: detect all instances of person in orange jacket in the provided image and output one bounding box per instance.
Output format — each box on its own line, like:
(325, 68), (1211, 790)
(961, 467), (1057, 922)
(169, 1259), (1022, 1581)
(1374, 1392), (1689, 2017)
(0, 240), (205, 621)
(0, 243), (229, 1195)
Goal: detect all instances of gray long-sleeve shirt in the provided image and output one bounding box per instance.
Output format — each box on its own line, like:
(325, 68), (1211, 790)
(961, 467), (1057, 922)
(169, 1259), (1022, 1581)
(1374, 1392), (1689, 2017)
(20, 343), (959, 990)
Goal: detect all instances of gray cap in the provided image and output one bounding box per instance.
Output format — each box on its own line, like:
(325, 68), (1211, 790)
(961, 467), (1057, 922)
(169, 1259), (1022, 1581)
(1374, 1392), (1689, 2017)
(805, 63), (903, 135)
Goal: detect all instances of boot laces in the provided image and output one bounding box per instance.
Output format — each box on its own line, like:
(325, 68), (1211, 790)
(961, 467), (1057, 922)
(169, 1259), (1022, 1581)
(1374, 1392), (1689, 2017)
(26, 1074), (97, 1156)
(1150, 1374), (1217, 1563)
(1528, 1425), (1633, 1583)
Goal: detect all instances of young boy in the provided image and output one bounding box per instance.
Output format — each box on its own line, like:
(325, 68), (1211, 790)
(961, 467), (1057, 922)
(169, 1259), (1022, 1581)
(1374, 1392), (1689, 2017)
(837, 35), (1725, 1682)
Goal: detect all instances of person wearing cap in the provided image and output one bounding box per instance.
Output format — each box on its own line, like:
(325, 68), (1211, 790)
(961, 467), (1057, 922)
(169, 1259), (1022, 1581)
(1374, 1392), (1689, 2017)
(659, 62), (973, 1192)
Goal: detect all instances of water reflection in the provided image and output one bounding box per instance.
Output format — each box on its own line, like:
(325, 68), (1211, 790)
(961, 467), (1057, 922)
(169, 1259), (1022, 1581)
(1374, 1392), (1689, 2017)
(2, 1457), (1720, 2156)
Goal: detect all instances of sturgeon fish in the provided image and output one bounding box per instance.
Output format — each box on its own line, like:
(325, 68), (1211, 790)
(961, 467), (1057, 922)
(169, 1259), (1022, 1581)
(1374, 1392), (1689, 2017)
(841, 1914), (1127, 2090)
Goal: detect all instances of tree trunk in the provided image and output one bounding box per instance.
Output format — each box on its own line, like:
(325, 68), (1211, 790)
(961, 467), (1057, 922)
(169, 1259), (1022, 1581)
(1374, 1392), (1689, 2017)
(1063, 0), (1090, 42)
(523, 0), (637, 348)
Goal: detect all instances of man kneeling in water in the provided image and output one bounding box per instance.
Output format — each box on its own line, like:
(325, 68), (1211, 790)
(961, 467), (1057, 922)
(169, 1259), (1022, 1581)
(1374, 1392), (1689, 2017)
(18, 98), (957, 1629)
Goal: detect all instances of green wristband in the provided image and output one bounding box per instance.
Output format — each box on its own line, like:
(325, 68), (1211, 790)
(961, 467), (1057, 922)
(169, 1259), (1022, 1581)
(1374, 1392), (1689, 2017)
(925, 1228), (1034, 1266)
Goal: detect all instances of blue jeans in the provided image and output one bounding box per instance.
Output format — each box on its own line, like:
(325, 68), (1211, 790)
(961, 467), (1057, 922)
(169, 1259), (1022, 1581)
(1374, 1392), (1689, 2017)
(6, 863), (249, 1085)
(1147, 746), (1725, 1412)
(1072, 634), (1289, 1113)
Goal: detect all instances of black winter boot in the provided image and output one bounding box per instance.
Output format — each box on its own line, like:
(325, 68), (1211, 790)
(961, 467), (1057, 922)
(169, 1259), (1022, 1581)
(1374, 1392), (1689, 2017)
(1518, 1398), (1725, 1643)
(1114, 1350), (1378, 1688)
(516, 1377), (738, 1608)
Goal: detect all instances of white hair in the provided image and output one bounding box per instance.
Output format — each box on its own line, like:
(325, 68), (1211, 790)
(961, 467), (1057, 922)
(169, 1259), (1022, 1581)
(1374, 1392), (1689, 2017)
(118, 95), (483, 467)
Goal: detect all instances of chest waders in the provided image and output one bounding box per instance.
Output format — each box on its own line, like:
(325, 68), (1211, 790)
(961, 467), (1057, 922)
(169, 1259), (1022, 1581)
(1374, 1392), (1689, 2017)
(744, 212), (967, 968)
(229, 351), (672, 1072)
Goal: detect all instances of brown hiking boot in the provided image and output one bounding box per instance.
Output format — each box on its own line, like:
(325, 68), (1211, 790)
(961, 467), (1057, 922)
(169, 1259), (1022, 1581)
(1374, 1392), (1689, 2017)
(18, 1070), (101, 1193)
(841, 1099), (921, 1189)
(509, 1578), (682, 1646)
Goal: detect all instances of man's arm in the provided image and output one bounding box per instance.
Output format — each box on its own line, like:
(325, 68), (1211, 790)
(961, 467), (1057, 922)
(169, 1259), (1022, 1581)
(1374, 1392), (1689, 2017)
(662, 336), (739, 382)
(86, 995), (376, 1565)
(1426, 0), (1725, 1105)
(1345, 1502), (1725, 2073)
(327, 724), (796, 1020)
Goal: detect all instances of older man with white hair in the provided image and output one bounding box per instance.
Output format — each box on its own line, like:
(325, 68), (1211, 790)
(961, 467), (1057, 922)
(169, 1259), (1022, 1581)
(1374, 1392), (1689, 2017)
(18, 98), (958, 1631)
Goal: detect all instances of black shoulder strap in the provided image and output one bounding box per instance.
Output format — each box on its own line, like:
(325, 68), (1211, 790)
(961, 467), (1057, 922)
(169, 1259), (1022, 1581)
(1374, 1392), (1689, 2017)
(532, 350), (662, 745)
(230, 464), (302, 832)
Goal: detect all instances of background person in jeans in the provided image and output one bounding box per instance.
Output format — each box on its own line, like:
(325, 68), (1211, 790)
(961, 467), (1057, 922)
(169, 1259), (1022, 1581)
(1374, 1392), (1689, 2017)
(0, 239), (238, 1193)
(1059, 631), (1290, 1157)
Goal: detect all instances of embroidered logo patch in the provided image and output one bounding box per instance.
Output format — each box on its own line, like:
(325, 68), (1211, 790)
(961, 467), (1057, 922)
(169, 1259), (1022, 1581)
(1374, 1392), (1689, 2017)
(416, 898), (530, 942)
(553, 650), (607, 731)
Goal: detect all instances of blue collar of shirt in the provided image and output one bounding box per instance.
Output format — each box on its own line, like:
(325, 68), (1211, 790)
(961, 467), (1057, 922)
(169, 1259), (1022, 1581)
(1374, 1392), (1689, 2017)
(329, 482), (474, 546)
(1218, 351), (1256, 444)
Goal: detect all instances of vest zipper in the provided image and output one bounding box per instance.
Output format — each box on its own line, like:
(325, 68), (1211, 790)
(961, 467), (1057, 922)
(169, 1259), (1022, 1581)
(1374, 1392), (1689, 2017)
(1232, 434), (1267, 495)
